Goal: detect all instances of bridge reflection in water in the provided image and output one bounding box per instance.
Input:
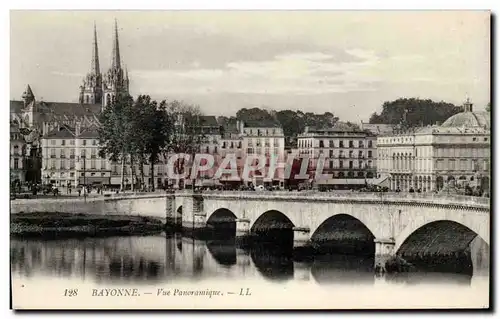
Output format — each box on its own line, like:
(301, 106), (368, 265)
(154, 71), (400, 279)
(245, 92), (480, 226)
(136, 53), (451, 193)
(10, 232), (488, 286)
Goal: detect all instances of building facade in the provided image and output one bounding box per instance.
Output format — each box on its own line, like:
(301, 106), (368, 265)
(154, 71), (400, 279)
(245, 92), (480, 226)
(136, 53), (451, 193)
(41, 125), (111, 190)
(240, 120), (286, 187)
(377, 98), (490, 193)
(297, 122), (377, 189)
(10, 122), (27, 185)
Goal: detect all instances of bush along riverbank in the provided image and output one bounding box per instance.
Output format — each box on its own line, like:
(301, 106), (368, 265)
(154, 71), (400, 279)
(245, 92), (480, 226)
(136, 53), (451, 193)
(10, 212), (165, 238)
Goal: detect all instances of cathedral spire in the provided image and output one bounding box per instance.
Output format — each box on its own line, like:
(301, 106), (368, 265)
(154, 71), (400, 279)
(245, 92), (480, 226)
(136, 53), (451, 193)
(111, 19), (121, 69)
(91, 21), (100, 75)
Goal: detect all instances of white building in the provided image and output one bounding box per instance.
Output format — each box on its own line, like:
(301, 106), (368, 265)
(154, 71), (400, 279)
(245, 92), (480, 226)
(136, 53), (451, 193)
(41, 125), (110, 189)
(10, 122), (27, 184)
(377, 98), (490, 192)
(239, 120), (286, 187)
(297, 122), (377, 189)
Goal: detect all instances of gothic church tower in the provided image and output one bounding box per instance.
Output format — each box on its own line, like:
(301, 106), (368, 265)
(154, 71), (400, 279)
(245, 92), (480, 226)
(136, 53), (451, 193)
(79, 23), (103, 105)
(102, 19), (130, 109)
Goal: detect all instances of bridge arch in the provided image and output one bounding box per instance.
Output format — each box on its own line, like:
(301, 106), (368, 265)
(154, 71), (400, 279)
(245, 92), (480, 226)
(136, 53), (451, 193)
(206, 208), (237, 225)
(395, 217), (489, 254)
(311, 214), (377, 255)
(250, 210), (296, 232)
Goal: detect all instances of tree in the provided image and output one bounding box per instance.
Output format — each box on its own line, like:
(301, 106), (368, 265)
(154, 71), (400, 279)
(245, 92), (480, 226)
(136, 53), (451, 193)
(369, 98), (461, 127)
(165, 101), (206, 189)
(97, 93), (135, 191)
(486, 102), (491, 112)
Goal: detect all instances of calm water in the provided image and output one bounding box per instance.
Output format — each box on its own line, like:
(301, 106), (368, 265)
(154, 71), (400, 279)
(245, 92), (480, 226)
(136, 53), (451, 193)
(10, 233), (490, 308)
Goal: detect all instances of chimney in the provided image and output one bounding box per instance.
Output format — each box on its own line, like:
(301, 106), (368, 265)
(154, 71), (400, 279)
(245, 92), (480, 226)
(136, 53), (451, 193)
(75, 122), (81, 137)
(238, 120), (244, 134)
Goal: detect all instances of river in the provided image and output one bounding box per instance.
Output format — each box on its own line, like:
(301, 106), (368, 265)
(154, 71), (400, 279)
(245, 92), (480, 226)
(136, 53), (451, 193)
(10, 233), (490, 309)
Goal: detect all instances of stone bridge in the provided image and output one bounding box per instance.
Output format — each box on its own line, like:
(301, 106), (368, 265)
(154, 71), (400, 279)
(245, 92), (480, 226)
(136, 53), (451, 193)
(168, 191), (490, 271)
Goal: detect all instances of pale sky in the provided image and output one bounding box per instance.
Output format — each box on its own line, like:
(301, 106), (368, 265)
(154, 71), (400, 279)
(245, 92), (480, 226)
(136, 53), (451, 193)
(10, 11), (490, 122)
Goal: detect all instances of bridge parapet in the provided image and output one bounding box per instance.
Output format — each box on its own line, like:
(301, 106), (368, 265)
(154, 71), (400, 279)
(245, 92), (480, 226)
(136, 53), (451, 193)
(193, 191), (489, 210)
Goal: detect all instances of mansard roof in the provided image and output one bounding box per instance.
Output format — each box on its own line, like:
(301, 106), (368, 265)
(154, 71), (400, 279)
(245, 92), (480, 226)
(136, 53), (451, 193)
(10, 100), (101, 117)
(199, 115), (219, 127)
(44, 125), (99, 139)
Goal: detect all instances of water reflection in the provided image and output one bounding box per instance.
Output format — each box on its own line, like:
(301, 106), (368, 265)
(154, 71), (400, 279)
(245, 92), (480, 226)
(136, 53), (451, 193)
(10, 234), (488, 287)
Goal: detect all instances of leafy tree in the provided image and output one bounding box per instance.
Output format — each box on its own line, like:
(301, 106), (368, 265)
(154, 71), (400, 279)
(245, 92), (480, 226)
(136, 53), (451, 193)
(97, 93), (135, 191)
(486, 102), (491, 112)
(369, 98), (461, 127)
(129, 95), (172, 191)
(165, 101), (206, 189)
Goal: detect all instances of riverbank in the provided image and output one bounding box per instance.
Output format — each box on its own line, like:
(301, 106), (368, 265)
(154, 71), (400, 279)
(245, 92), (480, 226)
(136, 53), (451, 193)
(10, 212), (165, 238)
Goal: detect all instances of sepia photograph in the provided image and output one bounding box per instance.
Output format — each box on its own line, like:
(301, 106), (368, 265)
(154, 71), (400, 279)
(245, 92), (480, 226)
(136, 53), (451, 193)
(9, 9), (491, 310)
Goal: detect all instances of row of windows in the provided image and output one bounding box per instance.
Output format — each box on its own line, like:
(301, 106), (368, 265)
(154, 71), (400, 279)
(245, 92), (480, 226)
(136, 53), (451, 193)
(46, 159), (106, 170)
(247, 138), (281, 147)
(243, 128), (281, 136)
(298, 140), (374, 149)
(49, 139), (97, 146)
(298, 150), (373, 158)
(221, 141), (242, 149)
(48, 148), (100, 158)
(379, 136), (489, 144)
(246, 148), (280, 155)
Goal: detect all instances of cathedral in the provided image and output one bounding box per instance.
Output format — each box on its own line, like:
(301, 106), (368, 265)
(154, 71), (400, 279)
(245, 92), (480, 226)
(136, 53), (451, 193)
(10, 20), (130, 185)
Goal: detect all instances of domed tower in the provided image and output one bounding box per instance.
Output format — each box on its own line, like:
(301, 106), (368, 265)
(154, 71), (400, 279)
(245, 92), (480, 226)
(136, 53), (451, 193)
(102, 19), (129, 109)
(79, 23), (103, 105)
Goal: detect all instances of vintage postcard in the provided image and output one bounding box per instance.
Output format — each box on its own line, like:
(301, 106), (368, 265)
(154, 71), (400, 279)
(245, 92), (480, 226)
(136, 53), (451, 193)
(9, 10), (491, 310)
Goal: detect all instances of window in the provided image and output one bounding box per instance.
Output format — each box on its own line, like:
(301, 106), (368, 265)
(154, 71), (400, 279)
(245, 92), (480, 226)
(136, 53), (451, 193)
(349, 161), (353, 169)
(368, 151), (372, 158)
(329, 140), (334, 148)
(70, 160), (75, 169)
(247, 148), (254, 154)
(61, 140), (66, 146)
(329, 150), (334, 157)
(339, 141), (344, 148)
(349, 141), (354, 148)
(359, 141), (364, 148)
(70, 172), (74, 177)
(13, 145), (19, 155)
(51, 159), (56, 169)
(274, 138), (279, 146)
(358, 161), (363, 168)
(50, 149), (56, 158)
(83, 140), (87, 146)
(339, 150), (344, 158)
(70, 140), (75, 145)
(349, 150), (353, 158)
(51, 140), (56, 146)
(101, 160), (106, 170)
(80, 149), (86, 158)
(70, 149), (75, 159)
(319, 141), (324, 148)
(91, 160), (96, 169)
(368, 140), (373, 148)
(359, 150), (363, 158)
(367, 160), (372, 168)
(13, 158), (19, 169)
(60, 149), (65, 158)
(214, 146), (218, 154)
(339, 160), (343, 168)
(92, 140), (97, 146)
